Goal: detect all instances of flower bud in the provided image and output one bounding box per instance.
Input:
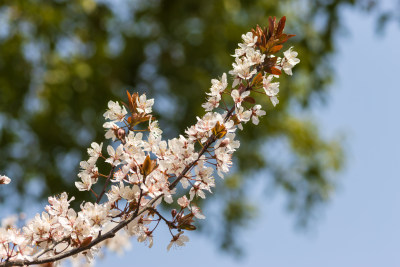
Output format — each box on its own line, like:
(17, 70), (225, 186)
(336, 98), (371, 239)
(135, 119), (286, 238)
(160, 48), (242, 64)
(171, 209), (177, 218)
(117, 128), (126, 142)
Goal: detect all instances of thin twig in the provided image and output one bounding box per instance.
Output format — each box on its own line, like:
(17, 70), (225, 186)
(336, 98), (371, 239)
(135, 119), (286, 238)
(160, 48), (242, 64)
(96, 167), (115, 204)
(168, 105), (235, 190)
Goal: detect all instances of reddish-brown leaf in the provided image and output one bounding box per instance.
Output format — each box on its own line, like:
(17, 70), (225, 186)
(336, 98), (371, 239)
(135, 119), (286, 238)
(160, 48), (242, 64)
(126, 90), (132, 104)
(269, 45), (283, 54)
(277, 16), (286, 36)
(268, 17), (275, 38)
(277, 34), (296, 45)
(270, 67), (282, 75)
(251, 72), (263, 86)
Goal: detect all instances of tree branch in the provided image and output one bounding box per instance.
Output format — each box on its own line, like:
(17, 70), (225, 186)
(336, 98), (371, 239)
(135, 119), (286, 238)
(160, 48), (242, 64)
(1, 195), (163, 267)
(168, 105), (236, 190)
(96, 167), (115, 204)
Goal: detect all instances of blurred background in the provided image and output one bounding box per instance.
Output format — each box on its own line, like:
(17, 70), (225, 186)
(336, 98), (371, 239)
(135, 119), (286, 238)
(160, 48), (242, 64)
(0, 0), (399, 266)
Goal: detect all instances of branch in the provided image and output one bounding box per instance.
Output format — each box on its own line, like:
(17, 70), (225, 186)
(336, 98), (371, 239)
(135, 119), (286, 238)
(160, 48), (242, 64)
(169, 105), (236, 190)
(96, 167), (115, 204)
(0, 16), (300, 265)
(3, 107), (236, 266)
(1, 195), (163, 267)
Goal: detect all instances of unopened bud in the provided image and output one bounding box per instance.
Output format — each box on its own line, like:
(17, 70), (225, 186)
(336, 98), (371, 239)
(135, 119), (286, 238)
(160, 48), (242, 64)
(171, 209), (177, 218)
(117, 128), (126, 143)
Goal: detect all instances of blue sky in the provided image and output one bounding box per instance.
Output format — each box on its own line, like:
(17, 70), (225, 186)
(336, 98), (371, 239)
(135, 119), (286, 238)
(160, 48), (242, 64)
(96, 5), (400, 267)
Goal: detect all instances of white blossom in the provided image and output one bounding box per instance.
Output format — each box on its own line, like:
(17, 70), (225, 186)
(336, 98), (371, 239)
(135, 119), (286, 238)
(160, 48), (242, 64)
(263, 75), (280, 106)
(177, 196), (190, 208)
(0, 175), (11, 185)
(241, 32), (258, 47)
(229, 57), (257, 80)
(282, 46), (300, 75)
(136, 94), (154, 114)
(190, 206), (205, 219)
(87, 142), (103, 158)
(250, 104), (266, 125)
(231, 89), (250, 107)
(167, 234), (189, 251)
(105, 144), (125, 166)
(103, 101), (127, 122)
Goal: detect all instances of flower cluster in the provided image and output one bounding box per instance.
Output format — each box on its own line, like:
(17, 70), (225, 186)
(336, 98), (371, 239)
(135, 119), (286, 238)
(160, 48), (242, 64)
(0, 16), (299, 266)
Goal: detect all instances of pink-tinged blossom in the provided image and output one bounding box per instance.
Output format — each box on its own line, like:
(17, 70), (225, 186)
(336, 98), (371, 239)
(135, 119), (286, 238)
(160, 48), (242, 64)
(189, 181), (212, 200)
(75, 172), (93, 191)
(185, 125), (201, 141)
(46, 192), (75, 217)
(79, 157), (98, 176)
(215, 133), (240, 153)
(149, 119), (162, 139)
(282, 46), (300, 75)
(106, 184), (123, 203)
(229, 57), (257, 80)
(270, 96), (279, 107)
(103, 121), (119, 141)
(103, 101), (127, 122)
(245, 47), (266, 65)
(1, 215), (18, 229)
(195, 112), (221, 134)
(119, 183), (140, 202)
(105, 144), (125, 166)
(235, 106), (252, 130)
(202, 95), (221, 111)
(250, 104), (266, 125)
(167, 234), (189, 251)
(190, 206), (205, 219)
(231, 89), (250, 107)
(125, 131), (145, 155)
(80, 202), (110, 234)
(137, 231), (154, 248)
(263, 75), (280, 107)
(208, 73), (228, 97)
(163, 189), (175, 204)
(87, 142), (103, 159)
(177, 195), (190, 208)
(77, 157), (98, 188)
(0, 175), (11, 185)
(215, 148), (233, 178)
(23, 212), (53, 244)
(231, 76), (241, 88)
(241, 32), (258, 47)
(194, 161), (214, 182)
(232, 43), (248, 58)
(136, 94), (154, 114)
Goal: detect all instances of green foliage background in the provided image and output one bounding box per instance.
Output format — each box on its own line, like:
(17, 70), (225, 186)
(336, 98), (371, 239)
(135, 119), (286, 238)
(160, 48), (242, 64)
(0, 0), (395, 254)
